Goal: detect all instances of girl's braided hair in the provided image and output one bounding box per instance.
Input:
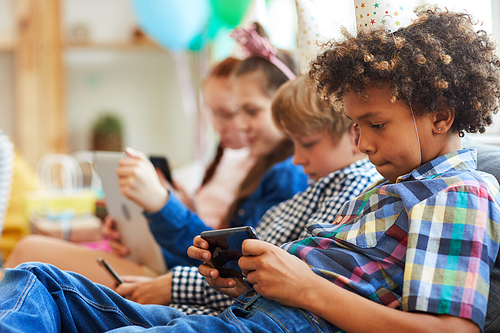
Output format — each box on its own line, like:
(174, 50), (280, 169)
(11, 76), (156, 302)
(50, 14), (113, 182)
(309, 6), (500, 136)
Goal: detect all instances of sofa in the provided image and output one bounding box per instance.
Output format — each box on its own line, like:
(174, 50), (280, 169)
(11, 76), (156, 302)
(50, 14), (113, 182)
(463, 139), (500, 332)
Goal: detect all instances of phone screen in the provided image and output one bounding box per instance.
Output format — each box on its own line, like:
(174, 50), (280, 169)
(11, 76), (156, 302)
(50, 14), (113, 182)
(200, 226), (258, 278)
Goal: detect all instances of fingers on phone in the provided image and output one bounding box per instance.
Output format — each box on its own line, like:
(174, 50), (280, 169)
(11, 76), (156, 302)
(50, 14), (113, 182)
(198, 262), (217, 278)
(193, 236), (209, 249)
(115, 283), (133, 297)
(187, 246), (211, 262)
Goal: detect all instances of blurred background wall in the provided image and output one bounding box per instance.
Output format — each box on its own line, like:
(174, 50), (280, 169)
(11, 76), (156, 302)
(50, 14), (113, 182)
(0, 0), (498, 168)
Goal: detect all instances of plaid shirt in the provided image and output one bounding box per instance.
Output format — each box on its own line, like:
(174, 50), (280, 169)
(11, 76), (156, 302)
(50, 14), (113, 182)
(169, 158), (381, 315)
(283, 149), (500, 330)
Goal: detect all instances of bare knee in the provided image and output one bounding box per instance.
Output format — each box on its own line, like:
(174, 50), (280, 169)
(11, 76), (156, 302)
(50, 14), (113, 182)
(4, 235), (63, 268)
(12, 234), (53, 253)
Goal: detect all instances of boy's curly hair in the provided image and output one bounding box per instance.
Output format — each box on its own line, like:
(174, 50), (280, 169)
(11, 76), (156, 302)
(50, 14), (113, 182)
(309, 7), (500, 135)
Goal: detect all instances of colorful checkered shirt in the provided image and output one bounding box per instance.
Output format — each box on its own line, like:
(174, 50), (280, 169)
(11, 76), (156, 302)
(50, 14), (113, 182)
(283, 148), (500, 330)
(169, 158), (381, 315)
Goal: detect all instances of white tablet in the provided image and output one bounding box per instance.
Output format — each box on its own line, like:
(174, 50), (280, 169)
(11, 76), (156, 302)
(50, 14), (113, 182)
(93, 151), (166, 274)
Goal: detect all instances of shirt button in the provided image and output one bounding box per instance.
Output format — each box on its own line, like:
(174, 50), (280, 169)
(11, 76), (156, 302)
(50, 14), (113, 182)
(238, 209), (245, 216)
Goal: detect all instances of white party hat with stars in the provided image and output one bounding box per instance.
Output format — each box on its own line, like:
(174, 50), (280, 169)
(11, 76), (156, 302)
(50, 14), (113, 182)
(295, 0), (356, 75)
(354, 0), (417, 33)
(296, 0), (329, 75)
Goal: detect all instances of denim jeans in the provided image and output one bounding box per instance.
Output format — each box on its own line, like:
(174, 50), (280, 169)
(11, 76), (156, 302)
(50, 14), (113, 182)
(0, 263), (331, 333)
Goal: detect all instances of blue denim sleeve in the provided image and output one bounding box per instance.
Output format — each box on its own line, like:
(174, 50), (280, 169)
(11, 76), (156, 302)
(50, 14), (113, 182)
(145, 193), (213, 268)
(229, 157), (308, 229)
(146, 157), (307, 268)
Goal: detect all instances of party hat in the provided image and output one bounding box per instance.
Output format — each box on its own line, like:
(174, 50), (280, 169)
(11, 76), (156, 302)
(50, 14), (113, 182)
(295, 0), (355, 75)
(354, 1), (417, 33)
(296, 0), (328, 75)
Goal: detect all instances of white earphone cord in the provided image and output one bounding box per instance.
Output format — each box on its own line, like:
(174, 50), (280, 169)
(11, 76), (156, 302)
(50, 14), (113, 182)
(391, 32), (422, 166)
(409, 101), (422, 166)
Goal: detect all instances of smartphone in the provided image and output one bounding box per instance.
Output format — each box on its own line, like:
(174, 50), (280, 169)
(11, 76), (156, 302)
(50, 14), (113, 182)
(97, 257), (124, 285)
(200, 226), (258, 278)
(149, 156), (174, 187)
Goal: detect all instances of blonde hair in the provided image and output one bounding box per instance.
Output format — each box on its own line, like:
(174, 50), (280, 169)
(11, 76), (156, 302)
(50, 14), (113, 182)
(271, 76), (352, 143)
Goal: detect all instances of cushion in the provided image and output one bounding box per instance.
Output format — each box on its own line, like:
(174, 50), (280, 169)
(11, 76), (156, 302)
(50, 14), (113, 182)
(462, 138), (500, 332)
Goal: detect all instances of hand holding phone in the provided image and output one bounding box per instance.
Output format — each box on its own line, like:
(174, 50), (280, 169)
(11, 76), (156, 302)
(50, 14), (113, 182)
(200, 226), (258, 278)
(149, 156), (175, 188)
(97, 257), (124, 285)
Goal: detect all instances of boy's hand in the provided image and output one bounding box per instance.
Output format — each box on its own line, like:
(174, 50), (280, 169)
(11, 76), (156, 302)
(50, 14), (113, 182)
(114, 273), (173, 305)
(116, 148), (169, 213)
(239, 239), (317, 308)
(187, 236), (250, 298)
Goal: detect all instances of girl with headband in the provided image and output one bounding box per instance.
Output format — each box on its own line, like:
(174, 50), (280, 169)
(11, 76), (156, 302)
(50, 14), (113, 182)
(3, 57), (255, 284)
(3, 24), (307, 285)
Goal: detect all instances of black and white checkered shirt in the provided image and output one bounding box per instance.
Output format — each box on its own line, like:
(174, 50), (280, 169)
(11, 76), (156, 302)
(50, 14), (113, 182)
(169, 158), (381, 316)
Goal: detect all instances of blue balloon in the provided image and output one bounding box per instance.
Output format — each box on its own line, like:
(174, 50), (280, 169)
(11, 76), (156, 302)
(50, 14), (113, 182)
(131, 0), (211, 52)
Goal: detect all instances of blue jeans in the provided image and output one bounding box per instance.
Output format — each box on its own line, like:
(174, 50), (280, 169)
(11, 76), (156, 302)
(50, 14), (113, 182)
(0, 263), (331, 332)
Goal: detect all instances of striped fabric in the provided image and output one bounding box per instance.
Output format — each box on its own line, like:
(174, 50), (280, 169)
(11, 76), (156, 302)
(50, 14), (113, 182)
(283, 148), (500, 330)
(169, 158), (381, 315)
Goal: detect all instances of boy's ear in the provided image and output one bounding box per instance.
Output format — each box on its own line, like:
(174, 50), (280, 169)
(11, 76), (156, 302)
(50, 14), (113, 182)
(432, 97), (455, 134)
(349, 124), (361, 154)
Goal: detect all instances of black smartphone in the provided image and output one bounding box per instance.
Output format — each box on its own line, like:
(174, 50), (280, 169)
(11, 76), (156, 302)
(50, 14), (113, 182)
(149, 156), (174, 187)
(97, 257), (124, 285)
(200, 226), (258, 278)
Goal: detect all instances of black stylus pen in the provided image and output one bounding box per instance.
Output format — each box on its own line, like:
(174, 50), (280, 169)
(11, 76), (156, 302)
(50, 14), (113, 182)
(97, 257), (124, 285)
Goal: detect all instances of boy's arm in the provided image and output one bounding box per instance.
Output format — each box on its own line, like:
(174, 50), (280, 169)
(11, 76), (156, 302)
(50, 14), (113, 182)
(190, 238), (480, 332)
(170, 266), (234, 309)
(146, 193), (213, 267)
(299, 270), (479, 333)
(239, 240), (480, 333)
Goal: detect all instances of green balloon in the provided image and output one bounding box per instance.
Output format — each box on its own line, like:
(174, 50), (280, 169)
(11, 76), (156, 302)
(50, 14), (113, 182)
(189, 34), (205, 51)
(207, 12), (227, 39)
(211, 0), (252, 27)
(189, 11), (227, 51)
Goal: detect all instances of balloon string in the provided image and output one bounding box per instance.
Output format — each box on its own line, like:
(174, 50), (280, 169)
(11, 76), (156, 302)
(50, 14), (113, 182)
(172, 53), (197, 116)
(172, 53), (201, 159)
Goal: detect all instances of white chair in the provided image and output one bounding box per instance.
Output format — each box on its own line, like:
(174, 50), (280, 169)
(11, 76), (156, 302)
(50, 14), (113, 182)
(0, 131), (15, 235)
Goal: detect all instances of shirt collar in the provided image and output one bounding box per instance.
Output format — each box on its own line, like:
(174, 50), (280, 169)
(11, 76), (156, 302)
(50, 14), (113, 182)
(396, 148), (478, 183)
(314, 158), (373, 184)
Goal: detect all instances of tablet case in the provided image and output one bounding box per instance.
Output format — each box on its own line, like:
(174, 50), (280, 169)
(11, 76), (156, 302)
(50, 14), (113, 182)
(93, 151), (166, 274)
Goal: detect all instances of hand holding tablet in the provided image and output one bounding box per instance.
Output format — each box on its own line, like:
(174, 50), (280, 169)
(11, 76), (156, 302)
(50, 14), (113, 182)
(93, 151), (167, 274)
